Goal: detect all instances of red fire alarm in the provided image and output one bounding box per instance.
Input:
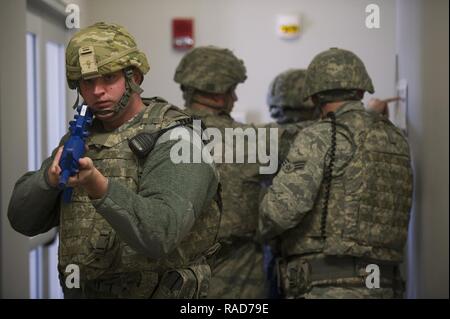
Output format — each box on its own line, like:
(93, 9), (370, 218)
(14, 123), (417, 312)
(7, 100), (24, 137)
(172, 18), (194, 50)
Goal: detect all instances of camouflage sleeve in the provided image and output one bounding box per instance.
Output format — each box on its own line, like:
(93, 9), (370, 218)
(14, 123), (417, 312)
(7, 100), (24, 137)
(8, 149), (62, 236)
(91, 130), (218, 259)
(259, 126), (329, 240)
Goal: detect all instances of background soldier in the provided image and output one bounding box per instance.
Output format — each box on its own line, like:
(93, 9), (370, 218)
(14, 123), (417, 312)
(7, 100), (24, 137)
(259, 48), (413, 298)
(8, 22), (221, 298)
(263, 68), (320, 298)
(267, 69), (319, 125)
(265, 68), (321, 174)
(174, 46), (269, 298)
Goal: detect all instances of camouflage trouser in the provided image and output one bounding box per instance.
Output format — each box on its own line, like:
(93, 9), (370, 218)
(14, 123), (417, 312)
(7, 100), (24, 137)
(208, 240), (269, 299)
(277, 255), (404, 299)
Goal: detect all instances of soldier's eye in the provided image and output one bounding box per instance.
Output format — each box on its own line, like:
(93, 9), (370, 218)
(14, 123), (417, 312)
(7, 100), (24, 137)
(83, 79), (94, 86)
(104, 74), (116, 82)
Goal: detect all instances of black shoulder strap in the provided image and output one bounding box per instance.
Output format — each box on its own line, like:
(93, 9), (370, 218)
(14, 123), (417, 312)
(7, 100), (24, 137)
(128, 117), (193, 158)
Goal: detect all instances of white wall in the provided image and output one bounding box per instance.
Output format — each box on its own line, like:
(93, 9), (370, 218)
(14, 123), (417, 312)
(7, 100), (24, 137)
(78, 0), (396, 123)
(397, 0), (449, 299)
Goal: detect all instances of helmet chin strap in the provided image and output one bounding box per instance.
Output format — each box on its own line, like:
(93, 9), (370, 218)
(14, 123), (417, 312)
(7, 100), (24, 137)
(181, 86), (195, 107)
(112, 68), (143, 114)
(71, 87), (81, 109)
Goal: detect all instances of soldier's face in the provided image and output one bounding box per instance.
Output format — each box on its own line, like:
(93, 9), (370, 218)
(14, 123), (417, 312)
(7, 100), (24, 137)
(224, 87), (238, 112)
(269, 105), (284, 121)
(79, 70), (126, 121)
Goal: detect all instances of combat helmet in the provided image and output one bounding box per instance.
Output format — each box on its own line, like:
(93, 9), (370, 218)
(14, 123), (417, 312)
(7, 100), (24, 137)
(267, 69), (314, 109)
(174, 46), (247, 95)
(267, 69), (318, 123)
(302, 48), (374, 101)
(66, 22), (150, 112)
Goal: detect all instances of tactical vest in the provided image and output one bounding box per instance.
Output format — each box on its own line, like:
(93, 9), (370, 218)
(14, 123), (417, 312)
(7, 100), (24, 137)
(185, 110), (261, 241)
(280, 107), (413, 263)
(58, 97), (221, 298)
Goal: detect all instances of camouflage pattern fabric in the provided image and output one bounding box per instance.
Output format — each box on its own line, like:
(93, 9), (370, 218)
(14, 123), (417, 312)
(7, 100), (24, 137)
(61, 99), (221, 298)
(174, 45), (271, 298)
(263, 74), (319, 297)
(267, 69), (319, 125)
(185, 108), (269, 298)
(8, 98), (221, 299)
(67, 100), (220, 298)
(174, 46), (247, 94)
(276, 254), (405, 299)
(259, 120), (316, 192)
(267, 69), (314, 109)
(259, 101), (413, 298)
(264, 75), (319, 297)
(208, 241), (267, 299)
(66, 22), (149, 89)
(301, 48), (374, 101)
(314, 89), (363, 105)
(260, 120), (316, 299)
(264, 121), (316, 167)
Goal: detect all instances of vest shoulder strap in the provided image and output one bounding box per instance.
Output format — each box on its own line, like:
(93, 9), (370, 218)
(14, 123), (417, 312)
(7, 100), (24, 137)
(141, 97), (192, 131)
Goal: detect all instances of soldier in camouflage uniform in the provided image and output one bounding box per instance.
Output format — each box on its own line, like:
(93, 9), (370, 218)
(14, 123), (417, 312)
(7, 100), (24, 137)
(259, 48), (413, 299)
(267, 69), (319, 125)
(8, 22), (221, 298)
(266, 69), (320, 174)
(263, 69), (320, 298)
(174, 46), (269, 298)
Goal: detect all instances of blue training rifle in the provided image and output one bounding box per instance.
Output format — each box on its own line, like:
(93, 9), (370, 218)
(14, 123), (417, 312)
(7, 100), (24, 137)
(58, 104), (94, 202)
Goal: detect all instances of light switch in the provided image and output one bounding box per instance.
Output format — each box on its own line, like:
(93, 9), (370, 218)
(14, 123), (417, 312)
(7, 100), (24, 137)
(392, 79), (408, 134)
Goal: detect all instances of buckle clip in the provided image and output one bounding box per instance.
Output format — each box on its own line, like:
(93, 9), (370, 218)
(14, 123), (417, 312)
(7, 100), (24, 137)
(79, 46), (99, 80)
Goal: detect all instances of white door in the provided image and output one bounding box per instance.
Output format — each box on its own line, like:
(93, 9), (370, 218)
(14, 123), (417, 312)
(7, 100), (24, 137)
(26, 5), (68, 299)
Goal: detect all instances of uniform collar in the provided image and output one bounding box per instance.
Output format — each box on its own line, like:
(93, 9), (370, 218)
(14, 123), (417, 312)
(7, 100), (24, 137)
(87, 106), (148, 147)
(333, 100), (365, 117)
(91, 105), (147, 134)
(185, 107), (233, 120)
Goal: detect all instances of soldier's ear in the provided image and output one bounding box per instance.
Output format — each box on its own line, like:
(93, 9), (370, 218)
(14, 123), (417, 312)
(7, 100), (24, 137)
(132, 68), (143, 85)
(311, 95), (319, 106)
(357, 90), (364, 100)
